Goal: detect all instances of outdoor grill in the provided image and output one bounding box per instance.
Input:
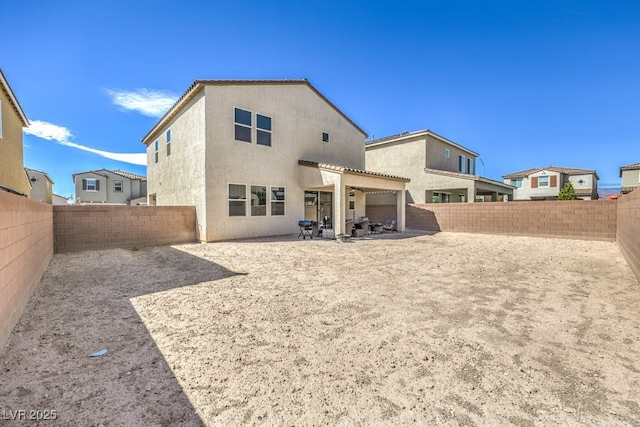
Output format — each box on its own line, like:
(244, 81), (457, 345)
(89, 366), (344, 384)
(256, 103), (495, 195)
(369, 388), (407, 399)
(298, 220), (314, 239)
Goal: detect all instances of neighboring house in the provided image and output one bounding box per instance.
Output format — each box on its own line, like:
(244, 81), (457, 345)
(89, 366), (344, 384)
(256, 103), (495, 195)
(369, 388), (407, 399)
(620, 162), (640, 195)
(365, 129), (513, 204)
(503, 166), (599, 200)
(25, 168), (54, 204)
(142, 79), (408, 241)
(52, 194), (69, 205)
(0, 68), (31, 196)
(73, 169), (147, 205)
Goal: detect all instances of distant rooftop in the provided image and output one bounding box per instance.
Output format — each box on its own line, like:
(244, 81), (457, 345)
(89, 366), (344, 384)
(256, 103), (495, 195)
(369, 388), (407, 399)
(503, 166), (599, 180)
(365, 129), (479, 157)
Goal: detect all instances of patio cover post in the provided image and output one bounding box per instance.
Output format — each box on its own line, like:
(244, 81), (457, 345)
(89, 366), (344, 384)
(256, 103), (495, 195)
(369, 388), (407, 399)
(396, 189), (406, 232)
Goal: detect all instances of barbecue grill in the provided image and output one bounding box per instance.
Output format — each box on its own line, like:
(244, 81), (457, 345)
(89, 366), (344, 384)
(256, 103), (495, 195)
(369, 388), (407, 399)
(298, 220), (314, 239)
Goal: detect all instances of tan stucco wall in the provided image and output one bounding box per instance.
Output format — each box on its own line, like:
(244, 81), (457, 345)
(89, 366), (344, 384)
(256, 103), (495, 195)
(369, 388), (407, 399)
(366, 135), (478, 204)
(147, 92), (207, 240)
(621, 169), (640, 187)
(0, 92), (30, 196)
(425, 135), (476, 173)
(0, 191), (53, 351)
(366, 137), (426, 203)
(508, 170), (561, 200)
(26, 171), (53, 204)
(148, 83), (367, 241)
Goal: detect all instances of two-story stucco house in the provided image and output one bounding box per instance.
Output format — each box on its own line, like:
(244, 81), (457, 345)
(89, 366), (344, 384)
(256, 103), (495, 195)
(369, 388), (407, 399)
(503, 166), (599, 200)
(364, 129), (513, 204)
(142, 79), (408, 242)
(25, 168), (54, 204)
(73, 169), (147, 205)
(620, 163), (640, 195)
(0, 69), (31, 197)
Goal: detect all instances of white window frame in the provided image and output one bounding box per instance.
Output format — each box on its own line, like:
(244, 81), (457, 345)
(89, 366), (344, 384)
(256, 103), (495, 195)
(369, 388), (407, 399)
(256, 112), (272, 147)
(228, 183), (247, 216)
(85, 178), (98, 192)
(445, 148), (450, 158)
(114, 180), (123, 192)
(538, 176), (550, 187)
(154, 140), (159, 163)
(166, 130), (171, 156)
(511, 178), (523, 188)
(250, 184), (267, 216)
(459, 155), (466, 173)
(234, 107), (252, 143)
(270, 186), (285, 216)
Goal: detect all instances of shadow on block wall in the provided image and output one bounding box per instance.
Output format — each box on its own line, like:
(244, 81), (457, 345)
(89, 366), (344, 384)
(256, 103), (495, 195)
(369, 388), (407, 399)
(407, 204), (442, 231)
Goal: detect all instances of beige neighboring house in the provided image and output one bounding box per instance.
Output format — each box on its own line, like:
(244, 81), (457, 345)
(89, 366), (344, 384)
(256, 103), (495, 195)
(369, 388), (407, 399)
(365, 129), (513, 204)
(52, 194), (69, 205)
(620, 162), (640, 195)
(0, 68), (31, 196)
(25, 167), (54, 204)
(73, 169), (147, 205)
(142, 79), (408, 242)
(503, 166), (599, 200)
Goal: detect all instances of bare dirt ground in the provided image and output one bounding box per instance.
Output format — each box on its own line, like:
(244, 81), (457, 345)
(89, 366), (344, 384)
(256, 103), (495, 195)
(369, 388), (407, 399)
(1, 231), (640, 426)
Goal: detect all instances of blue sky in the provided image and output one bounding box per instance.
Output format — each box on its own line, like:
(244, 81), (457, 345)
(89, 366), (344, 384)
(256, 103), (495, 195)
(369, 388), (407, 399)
(2, 0), (639, 197)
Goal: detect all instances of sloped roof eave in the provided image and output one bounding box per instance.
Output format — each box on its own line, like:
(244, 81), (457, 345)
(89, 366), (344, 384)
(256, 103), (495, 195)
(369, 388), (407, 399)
(142, 79), (368, 144)
(299, 159), (410, 182)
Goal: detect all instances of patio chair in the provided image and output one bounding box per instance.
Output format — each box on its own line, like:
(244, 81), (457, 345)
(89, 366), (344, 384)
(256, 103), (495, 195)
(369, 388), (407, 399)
(359, 217), (370, 236)
(382, 219), (396, 232)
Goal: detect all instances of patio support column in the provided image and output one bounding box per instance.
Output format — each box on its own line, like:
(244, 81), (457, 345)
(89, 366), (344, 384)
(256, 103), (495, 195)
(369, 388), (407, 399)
(334, 180), (345, 236)
(396, 189), (406, 232)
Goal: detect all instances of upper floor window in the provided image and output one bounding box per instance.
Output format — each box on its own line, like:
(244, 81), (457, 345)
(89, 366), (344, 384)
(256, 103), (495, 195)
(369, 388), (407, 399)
(271, 186), (285, 215)
(234, 108), (252, 143)
(467, 158), (474, 175)
(166, 130), (171, 156)
(83, 178), (99, 191)
(256, 114), (272, 146)
(114, 180), (123, 192)
(322, 132), (330, 143)
(538, 176), (549, 187)
(458, 155), (466, 173)
(0, 100), (3, 138)
(511, 178), (523, 188)
(445, 148), (450, 158)
(154, 140), (159, 163)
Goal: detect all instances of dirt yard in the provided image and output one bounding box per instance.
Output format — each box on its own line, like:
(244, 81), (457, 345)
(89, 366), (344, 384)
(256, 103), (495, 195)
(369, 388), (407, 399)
(1, 232), (640, 426)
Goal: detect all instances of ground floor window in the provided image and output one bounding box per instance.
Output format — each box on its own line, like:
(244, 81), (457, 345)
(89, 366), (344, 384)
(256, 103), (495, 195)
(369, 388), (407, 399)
(229, 184), (247, 216)
(271, 186), (285, 215)
(251, 185), (267, 216)
(433, 192), (450, 203)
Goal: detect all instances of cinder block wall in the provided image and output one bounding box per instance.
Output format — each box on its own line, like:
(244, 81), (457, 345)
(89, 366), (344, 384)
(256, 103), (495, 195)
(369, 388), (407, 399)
(0, 192), (53, 350)
(617, 190), (640, 282)
(406, 200), (617, 242)
(53, 206), (197, 253)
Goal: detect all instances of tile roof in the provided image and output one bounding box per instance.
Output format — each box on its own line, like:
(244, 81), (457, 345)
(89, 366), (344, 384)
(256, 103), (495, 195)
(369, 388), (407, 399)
(574, 189), (595, 196)
(142, 79), (367, 144)
(620, 162), (640, 171)
(72, 169), (147, 181)
(503, 166), (598, 179)
(423, 168), (515, 189)
(111, 169), (147, 181)
(298, 160), (410, 182)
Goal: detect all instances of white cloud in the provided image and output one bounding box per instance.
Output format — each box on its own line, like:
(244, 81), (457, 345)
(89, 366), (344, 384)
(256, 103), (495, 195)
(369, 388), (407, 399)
(105, 88), (178, 117)
(25, 120), (146, 166)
